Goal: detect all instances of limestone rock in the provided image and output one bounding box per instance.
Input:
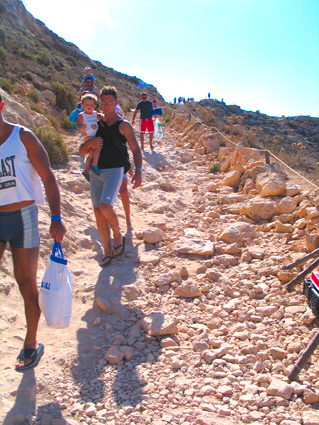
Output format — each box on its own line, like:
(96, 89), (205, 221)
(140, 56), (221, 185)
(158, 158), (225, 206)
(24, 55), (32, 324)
(122, 284), (142, 300)
(139, 252), (161, 265)
(140, 312), (178, 336)
(278, 196), (299, 215)
(242, 196), (278, 221)
(219, 221), (256, 244)
(270, 347), (287, 360)
(171, 237), (214, 255)
(143, 228), (166, 244)
(179, 152), (193, 163)
(266, 378), (293, 399)
(119, 346), (133, 360)
(174, 283), (202, 298)
(222, 171), (241, 189)
(302, 410), (319, 424)
(286, 184), (302, 196)
(303, 388), (319, 404)
(306, 232), (319, 252)
(256, 172), (286, 197)
(155, 271), (181, 286)
(104, 346), (124, 364)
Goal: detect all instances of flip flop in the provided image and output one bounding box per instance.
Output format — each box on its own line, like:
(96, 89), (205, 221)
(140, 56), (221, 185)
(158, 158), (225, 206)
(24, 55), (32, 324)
(99, 255), (113, 267)
(15, 343), (44, 372)
(82, 170), (90, 182)
(112, 236), (126, 258)
(90, 164), (100, 175)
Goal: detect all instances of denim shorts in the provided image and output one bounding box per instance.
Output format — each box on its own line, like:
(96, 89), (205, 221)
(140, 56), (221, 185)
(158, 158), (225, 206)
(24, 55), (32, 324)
(90, 167), (124, 208)
(0, 203), (40, 248)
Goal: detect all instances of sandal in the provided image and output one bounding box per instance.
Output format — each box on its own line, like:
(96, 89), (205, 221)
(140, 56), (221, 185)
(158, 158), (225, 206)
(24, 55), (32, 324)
(82, 170), (90, 182)
(99, 255), (113, 267)
(90, 164), (100, 175)
(15, 343), (44, 372)
(112, 236), (126, 258)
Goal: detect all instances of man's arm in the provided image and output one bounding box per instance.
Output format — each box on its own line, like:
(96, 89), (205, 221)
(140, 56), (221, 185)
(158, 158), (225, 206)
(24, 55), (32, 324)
(120, 121), (142, 189)
(132, 105), (139, 124)
(79, 136), (103, 156)
(20, 128), (66, 242)
(75, 113), (85, 131)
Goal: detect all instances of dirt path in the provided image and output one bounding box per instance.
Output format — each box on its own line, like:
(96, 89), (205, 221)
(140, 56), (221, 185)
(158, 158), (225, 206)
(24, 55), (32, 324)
(1, 114), (319, 425)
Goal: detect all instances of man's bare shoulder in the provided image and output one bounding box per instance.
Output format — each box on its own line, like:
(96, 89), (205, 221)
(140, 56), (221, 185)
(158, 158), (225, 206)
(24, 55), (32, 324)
(119, 119), (134, 131)
(20, 127), (45, 154)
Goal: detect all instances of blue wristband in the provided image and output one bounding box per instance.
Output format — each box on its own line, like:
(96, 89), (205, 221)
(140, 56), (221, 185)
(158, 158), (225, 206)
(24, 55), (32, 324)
(51, 215), (62, 222)
(136, 167), (143, 172)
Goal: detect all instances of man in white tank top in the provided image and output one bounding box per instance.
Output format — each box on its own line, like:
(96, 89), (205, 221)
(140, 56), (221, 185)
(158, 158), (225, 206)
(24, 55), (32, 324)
(0, 92), (67, 372)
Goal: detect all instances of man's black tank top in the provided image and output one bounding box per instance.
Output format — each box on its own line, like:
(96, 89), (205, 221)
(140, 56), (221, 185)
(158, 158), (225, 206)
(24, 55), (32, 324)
(96, 119), (128, 170)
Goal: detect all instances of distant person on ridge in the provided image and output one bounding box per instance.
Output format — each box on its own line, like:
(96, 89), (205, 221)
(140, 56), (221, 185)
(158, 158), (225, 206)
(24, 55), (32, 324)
(76, 93), (104, 181)
(132, 92), (154, 150)
(0, 92), (66, 371)
(79, 86), (142, 267)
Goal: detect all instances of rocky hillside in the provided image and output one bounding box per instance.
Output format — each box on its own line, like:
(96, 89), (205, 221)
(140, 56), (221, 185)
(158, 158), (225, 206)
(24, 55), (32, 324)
(0, 0), (163, 121)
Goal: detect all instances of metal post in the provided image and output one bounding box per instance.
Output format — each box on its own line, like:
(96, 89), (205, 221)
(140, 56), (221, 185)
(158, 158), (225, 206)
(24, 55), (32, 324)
(289, 329), (319, 381)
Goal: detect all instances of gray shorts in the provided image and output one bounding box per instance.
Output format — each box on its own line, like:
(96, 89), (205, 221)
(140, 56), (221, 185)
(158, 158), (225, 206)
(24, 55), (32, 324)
(90, 167), (124, 208)
(0, 203), (40, 248)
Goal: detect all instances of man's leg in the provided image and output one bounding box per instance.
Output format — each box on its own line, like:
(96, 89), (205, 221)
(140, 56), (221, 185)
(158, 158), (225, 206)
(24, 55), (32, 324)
(11, 246), (40, 367)
(140, 132), (145, 150)
(149, 132), (154, 150)
(119, 178), (132, 230)
(98, 203), (123, 256)
(93, 207), (112, 257)
(0, 242), (6, 260)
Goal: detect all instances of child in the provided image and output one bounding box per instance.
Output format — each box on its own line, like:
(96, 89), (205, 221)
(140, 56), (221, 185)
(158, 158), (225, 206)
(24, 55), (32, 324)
(83, 66), (95, 84)
(76, 94), (103, 181)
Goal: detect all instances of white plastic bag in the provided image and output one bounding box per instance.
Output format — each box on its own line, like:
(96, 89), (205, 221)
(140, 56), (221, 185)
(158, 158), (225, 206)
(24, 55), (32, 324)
(154, 118), (163, 139)
(39, 241), (72, 328)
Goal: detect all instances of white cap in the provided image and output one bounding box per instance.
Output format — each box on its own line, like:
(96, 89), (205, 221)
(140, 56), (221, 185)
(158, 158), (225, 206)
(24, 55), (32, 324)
(85, 66), (91, 71)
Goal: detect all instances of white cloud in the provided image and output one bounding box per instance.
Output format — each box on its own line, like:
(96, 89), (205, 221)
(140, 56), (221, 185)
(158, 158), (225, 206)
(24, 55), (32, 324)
(23, 0), (115, 44)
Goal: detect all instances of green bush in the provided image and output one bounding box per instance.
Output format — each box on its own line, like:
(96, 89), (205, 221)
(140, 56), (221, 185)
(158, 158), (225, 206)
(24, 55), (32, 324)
(36, 51), (51, 66)
(61, 115), (73, 130)
(27, 89), (41, 103)
(164, 113), (170, 123)
(0, 46), (8, 64)
(65, 56), (77, 66)
(208, 162), (221, 174)
(30, 103), (44, 114)
(20, 49), (35, 60)
(51, 81), (77, 113)
(33, 127), (70, 165)
(0, 27), (6, 45)
(45, 115), (60, 130)
(0, 78), (14, 94)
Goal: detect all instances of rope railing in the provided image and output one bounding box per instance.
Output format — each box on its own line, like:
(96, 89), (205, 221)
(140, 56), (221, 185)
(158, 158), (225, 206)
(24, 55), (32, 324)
(188, 111), (319, 191)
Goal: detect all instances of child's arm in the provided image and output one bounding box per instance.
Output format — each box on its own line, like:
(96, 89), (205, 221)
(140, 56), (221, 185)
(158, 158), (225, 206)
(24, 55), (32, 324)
(76, 114), (86, 131)
(97, 112), (105, 121)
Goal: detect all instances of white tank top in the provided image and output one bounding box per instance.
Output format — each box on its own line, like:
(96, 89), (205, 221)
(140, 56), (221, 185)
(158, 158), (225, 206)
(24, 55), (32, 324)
(79, 111), (98, 142)
(0, 125), (44, 206)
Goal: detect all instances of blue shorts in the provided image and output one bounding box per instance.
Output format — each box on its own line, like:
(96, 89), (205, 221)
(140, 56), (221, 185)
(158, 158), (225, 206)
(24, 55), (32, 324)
(0, 203), (40, 248)
(90, 168), (124, 208)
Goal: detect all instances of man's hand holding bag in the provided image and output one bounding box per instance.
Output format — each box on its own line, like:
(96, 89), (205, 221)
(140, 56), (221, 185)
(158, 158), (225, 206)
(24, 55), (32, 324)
(39, 241), (72, 328)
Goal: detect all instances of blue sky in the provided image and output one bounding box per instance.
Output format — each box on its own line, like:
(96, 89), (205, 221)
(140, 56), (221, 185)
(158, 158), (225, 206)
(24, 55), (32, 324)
(22, 0), (319, 117)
